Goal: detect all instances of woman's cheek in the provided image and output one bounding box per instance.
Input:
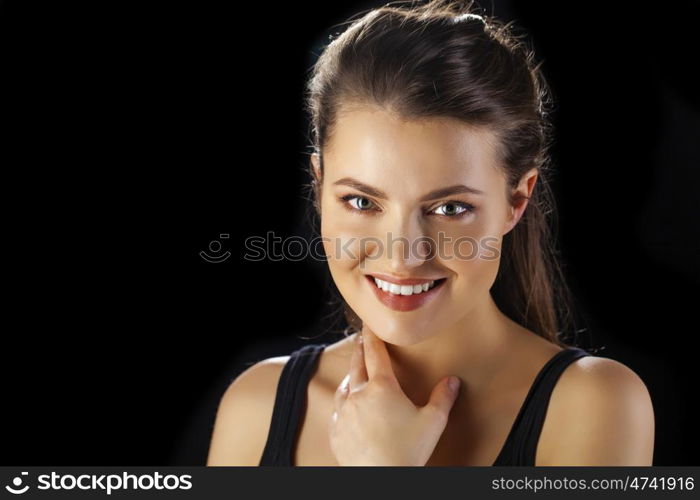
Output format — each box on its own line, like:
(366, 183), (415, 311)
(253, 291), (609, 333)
(439, 224), (502, 294)
(321, 215), (369, 269)
(432, 221), (483, 262)
(456, 234), (502, 294)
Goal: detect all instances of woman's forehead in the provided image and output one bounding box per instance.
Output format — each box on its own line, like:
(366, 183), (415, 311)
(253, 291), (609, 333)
(324, 107), (502, 184)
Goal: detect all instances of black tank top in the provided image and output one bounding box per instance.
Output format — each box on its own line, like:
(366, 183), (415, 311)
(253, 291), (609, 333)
(259, 343), (591, 466)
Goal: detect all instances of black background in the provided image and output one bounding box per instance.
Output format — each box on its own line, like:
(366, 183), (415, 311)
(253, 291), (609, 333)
(1, 0), (698, 466)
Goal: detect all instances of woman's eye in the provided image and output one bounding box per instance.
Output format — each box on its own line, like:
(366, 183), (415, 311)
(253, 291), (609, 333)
(339, 195), (474, 218)
(341, 195), (377, 212)
(431, 201), (474, 217)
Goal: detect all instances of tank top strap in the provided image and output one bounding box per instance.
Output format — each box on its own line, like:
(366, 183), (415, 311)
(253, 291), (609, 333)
(493, 347), (591, 466)
(259, 343), (326, 466)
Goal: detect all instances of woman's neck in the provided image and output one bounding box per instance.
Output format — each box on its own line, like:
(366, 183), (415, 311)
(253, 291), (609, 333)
(384, 291), (521, 406)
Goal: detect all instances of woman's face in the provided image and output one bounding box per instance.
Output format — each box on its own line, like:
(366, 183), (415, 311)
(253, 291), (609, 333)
(314, 105), (535, 346)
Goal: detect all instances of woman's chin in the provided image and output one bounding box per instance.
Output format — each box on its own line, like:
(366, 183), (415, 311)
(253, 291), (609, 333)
(360, 318), (438, 346)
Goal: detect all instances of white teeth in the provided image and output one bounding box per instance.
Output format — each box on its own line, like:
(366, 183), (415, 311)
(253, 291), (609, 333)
(373, 277), (437, 296)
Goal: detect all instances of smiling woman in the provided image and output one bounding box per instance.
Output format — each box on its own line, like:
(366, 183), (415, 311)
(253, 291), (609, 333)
(206, 0), (655, 467)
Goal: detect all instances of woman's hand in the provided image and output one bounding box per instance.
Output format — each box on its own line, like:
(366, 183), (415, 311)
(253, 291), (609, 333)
(328, 324), (461, 466)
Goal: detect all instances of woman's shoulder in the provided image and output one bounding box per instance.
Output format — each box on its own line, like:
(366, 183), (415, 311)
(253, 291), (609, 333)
(223, 353), (293, 400)
(551, 348), (652, 408)
(206, 354), (291, 466)
(537, 349), (655, 465)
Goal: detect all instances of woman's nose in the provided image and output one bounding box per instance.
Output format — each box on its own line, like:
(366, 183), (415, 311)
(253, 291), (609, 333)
(382, 213), (432, 273)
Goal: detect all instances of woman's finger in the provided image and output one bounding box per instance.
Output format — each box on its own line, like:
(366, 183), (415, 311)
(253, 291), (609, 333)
(348, 331), (368, 390)
(361, 323), (398, 382)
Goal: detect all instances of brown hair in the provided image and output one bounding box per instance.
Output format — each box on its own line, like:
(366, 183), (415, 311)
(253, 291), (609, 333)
(304, 0), (584, 348)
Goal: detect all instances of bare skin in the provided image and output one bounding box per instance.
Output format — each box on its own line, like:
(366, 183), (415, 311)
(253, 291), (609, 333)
(206, 104), (655, 466)
(296, 324), (563, 466)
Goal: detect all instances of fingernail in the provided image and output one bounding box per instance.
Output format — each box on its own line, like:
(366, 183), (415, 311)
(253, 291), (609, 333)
(448, 376), (460, 393)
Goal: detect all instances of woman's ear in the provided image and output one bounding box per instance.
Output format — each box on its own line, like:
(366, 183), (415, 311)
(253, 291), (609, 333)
(503, 167), (538, 235)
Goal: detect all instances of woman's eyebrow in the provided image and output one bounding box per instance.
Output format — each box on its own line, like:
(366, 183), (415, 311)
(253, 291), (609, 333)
(332, 177), (485, 200)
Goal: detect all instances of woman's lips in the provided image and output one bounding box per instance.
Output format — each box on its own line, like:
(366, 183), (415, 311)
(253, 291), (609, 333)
(364, 275), (447, 312)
